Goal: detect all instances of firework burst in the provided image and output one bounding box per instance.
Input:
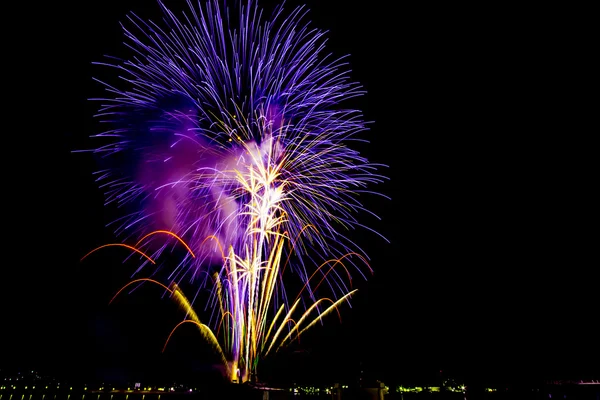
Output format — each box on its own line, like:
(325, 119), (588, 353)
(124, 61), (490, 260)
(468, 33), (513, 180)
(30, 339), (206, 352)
(84, 0), (387, 383)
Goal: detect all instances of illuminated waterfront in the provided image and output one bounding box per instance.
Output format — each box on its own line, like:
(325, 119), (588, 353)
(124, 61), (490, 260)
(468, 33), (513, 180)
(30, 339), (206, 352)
(2, 369), (598, 399)
(1, 381), (599, 399)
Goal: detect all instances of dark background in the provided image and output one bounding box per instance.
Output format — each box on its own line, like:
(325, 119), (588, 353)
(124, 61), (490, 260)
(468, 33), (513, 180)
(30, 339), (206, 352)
(3, 0), (596, 388)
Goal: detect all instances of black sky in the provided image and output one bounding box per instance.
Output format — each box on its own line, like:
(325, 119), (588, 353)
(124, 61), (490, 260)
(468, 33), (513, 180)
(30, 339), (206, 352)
(4, 0), (597, 387)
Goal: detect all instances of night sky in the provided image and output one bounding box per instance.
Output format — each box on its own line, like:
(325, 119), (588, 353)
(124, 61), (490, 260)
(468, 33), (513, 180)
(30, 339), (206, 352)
(4, 0), (597, 387)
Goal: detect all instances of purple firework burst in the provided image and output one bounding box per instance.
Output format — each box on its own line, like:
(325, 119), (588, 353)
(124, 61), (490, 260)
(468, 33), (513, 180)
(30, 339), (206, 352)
(88, 0), (386, 320)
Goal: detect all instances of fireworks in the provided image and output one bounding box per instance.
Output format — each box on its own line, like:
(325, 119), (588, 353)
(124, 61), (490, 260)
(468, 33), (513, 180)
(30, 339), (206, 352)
(84, 0), (386, 383)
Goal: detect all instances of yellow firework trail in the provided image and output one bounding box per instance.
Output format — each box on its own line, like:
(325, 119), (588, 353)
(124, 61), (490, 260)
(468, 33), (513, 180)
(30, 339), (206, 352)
(85, 115), (372, 383)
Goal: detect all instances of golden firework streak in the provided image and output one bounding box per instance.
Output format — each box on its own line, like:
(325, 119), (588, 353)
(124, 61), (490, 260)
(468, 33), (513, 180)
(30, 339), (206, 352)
(83, 110), (372, 384)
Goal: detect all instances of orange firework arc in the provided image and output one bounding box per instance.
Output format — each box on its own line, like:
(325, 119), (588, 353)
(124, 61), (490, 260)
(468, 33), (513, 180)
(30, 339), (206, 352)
(293, 252), (367, 304)
(162, 319), (230, 375)
(280, 224), (320, 276)
(308, 252), (371, 298)
(81, 243), (156, 264)
(162, 319), (199, 353)
(109, 278), (173, 304)
(282, 318), (300, 344)
(135, 230), (196, 258)
(201, 235), (226, 261)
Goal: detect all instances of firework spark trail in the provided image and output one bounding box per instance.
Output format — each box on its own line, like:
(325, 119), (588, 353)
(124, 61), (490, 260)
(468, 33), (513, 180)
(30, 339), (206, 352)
(85, 0), (387, 383)
(99, 230), (367, 382)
